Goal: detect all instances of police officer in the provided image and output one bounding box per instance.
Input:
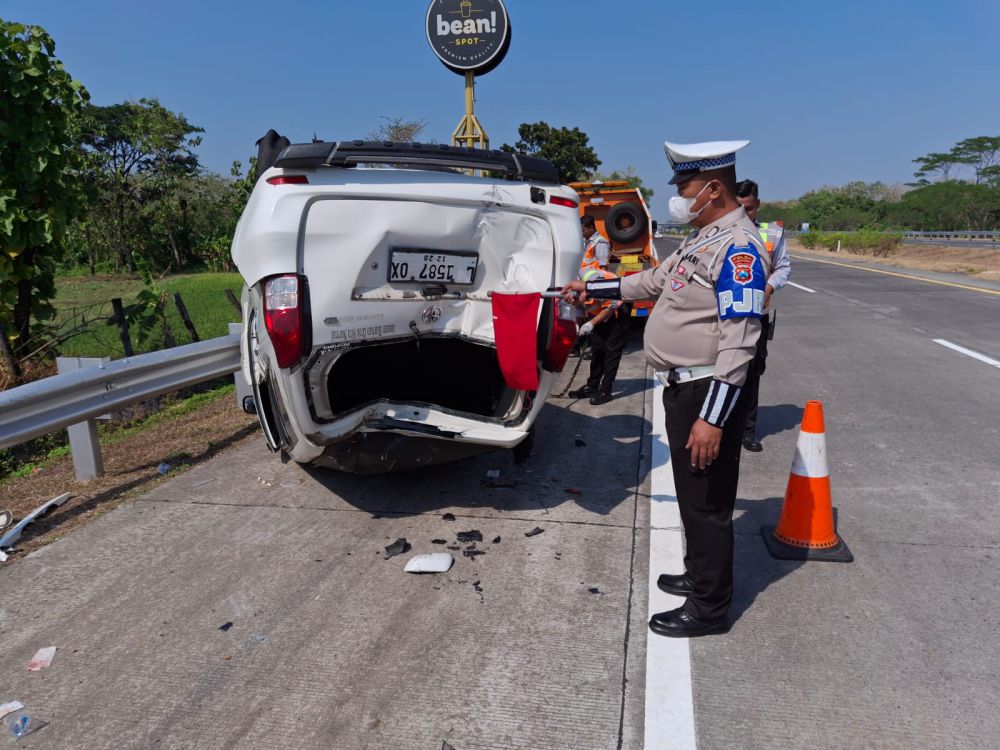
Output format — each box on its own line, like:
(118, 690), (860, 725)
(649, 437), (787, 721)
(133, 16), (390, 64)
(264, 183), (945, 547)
(562, 140), (769, 637)
(735, 179), (791, 452)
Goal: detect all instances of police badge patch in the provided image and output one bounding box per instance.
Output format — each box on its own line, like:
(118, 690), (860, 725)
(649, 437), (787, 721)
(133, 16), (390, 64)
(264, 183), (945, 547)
(716, 244), (766, 319)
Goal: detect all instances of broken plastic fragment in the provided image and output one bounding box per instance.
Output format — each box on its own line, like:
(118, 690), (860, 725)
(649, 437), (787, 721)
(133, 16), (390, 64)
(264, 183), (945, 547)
(456, 530), (483, 543)
(472, 580), (483, 592)
(442, 513), (456, 521)
(463, 549), (487, 558)
(525, 527), (545, 537)
(0, 701), (24, 721)
(219, 622), (233, 632)
(0, 510), (11, 530)
(384, 538), (411, 559)
(26, 646), (56, 672)
(157, 463), (172, 475)
(0, 549), (7, 563)
(492, 536), (501, 544)
(588, 587), (601, 594)
(446, 545), (461, 551)
(431, 539), (447, 545)
(0, 493), (71, 550)
(404, 553), (454, 574)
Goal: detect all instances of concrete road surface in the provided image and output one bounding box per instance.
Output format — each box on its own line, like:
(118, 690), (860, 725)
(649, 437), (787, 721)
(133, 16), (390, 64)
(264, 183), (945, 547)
(1, 245), (998, 749)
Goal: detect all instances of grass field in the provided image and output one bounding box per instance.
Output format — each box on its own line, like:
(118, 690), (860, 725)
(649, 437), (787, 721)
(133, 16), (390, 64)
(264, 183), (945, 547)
(53, 272), (245, 358)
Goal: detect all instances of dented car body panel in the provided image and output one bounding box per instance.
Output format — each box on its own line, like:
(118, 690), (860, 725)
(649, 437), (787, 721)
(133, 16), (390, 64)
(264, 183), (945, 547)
(232, 143), (582, 473)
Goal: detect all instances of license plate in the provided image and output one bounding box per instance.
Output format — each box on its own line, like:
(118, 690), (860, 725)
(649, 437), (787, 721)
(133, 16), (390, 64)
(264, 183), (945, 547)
(388, 249), (478, 285)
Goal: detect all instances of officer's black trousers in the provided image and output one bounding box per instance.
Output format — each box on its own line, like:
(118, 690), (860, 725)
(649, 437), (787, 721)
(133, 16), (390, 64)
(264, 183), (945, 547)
(743, 315), (771, 441)
(662, 378), (751, 621)
(585, 309), (630, 396)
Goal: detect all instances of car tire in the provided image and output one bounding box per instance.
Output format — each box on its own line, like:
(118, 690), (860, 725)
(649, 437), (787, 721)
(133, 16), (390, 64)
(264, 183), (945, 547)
(605, 202), (646, 245)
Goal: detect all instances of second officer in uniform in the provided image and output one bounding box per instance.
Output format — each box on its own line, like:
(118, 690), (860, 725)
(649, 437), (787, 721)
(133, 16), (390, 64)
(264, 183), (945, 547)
(563, 140), (769, 637)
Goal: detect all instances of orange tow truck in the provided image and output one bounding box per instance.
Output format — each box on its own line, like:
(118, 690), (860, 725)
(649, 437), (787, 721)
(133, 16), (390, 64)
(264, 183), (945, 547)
(569, 180), (660, 318)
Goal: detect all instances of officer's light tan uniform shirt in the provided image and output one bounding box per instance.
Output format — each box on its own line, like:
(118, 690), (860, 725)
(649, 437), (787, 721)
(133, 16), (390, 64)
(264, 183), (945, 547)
(620, 207), (770, 387)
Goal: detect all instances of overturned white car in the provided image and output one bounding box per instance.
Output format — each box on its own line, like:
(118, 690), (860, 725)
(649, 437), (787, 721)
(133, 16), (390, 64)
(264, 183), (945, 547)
(231, 138), (582, 472)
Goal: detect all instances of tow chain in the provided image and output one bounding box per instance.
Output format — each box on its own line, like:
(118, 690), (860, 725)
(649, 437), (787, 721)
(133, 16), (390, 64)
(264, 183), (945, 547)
(553, 338), (590, 398)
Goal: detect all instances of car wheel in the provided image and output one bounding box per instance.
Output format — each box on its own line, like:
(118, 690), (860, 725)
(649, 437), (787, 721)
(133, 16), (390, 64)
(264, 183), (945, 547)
(605, 202), (646, 245)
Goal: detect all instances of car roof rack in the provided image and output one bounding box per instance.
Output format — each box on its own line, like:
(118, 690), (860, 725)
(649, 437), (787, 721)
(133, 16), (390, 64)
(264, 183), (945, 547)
(272, 140), (560, 184)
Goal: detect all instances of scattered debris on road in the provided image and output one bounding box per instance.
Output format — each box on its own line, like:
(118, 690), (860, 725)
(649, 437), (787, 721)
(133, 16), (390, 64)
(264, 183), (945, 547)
(432, 538), (447, 545)
(218, 622), (233, 632)
(8, 713), (47, 738)
(492, 536), (501, 544)
(525, 527), (545, 537)
(0, 493), (71, 551)
(0, 700), (25, 721)
(574, 436), (587, 447)
(26, 646), (56, 672)
(157, 462), (172, 475)
(441, 513), (456, 522)
(383, 538), (411, 559)
(463, 547), (487, 558)
(442, 741), (457, 750)
(404, 553), (454, 573)
(456, 530), (483, 543)
(0, 549), (7, 563)
(472, 581), (483, 593)
(0, 509), (11, 530)
(588, 587), (601, 595)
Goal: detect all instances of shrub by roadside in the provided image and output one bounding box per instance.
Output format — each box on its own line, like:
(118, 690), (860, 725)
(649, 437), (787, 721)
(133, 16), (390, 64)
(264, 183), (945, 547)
(799, 229), (903, 257)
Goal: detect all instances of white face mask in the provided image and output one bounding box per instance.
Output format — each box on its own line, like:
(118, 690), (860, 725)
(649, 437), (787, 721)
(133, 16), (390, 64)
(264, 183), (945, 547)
(667, 182), (712, 223)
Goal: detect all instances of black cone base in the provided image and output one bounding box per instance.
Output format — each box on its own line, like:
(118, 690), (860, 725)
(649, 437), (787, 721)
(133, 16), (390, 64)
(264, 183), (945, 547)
(761, 526), (854, 563)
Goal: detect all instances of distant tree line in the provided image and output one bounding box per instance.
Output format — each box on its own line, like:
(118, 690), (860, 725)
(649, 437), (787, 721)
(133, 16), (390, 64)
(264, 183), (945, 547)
(759, 137), (1000, 232)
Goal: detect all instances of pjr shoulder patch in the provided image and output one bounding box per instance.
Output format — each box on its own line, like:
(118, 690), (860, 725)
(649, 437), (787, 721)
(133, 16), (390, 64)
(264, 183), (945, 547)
(716, 243), (766, 319)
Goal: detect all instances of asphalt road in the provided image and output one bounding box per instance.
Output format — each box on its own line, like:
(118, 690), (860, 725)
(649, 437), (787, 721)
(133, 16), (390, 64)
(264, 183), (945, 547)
(2, 244), (998, 749)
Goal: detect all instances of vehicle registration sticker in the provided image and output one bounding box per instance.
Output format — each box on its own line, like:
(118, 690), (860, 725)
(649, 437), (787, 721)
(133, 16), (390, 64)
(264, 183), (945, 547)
(388, 249), (478, 285)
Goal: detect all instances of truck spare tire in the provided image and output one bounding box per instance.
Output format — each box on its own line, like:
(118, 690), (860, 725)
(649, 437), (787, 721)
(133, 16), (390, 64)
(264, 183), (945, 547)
(605, 202), (646, 245)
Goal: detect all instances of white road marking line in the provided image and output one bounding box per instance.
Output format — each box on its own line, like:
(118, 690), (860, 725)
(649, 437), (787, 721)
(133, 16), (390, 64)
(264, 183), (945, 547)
(786, 281), (816, 293)
(645, 379), (697, 750)
(932, 339), (1000, 368)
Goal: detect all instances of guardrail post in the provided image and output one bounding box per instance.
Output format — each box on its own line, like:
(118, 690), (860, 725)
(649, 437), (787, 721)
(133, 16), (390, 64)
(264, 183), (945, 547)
(56, 357), (109, 480)
(228, 323), (253, 412)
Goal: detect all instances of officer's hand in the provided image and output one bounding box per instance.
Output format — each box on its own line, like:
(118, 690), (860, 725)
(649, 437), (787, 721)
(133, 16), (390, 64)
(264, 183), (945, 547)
(764, 284), (775, 309)
(561, 279), (587, 304)
(579, 321), (594, 336)
(686, 419), (722, 470)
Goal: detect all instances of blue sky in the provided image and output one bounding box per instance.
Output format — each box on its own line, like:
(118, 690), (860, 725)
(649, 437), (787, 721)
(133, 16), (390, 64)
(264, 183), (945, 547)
(5, 0), (999, 214)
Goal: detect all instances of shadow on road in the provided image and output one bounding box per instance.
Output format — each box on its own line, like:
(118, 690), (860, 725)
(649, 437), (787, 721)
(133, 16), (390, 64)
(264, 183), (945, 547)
(757, 403), (803, 440)
(299, 399), (653, 520)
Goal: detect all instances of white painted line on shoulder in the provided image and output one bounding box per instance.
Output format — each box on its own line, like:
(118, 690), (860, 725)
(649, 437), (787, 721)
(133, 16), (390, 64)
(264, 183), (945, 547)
(787, 281), (816, 293)
(645, 379), (697, 750)
(933, 339), (1000, 368)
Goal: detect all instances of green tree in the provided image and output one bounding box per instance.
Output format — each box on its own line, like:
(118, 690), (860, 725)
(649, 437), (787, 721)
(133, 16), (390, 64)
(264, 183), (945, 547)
(501, 122), (600, 183)
(593, 166), (654, 204)
(0, 21), (90, 355)
(368, 116), (429, 142)
(887, 182), (1000, 231)
(79, 98), (204, 271)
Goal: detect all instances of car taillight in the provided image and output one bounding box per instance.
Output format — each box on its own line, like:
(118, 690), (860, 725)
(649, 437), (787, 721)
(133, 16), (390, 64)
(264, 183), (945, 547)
(549, 195), (579, 209)
(545, 300), (578, 372)
(266, 175), (309, 185)
(263, 275), (303, 368)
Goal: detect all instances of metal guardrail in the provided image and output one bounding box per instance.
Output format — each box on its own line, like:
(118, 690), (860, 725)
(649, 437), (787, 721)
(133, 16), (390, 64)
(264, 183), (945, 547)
(0, 330), (242, 466)
(902, 231), (1000, 239)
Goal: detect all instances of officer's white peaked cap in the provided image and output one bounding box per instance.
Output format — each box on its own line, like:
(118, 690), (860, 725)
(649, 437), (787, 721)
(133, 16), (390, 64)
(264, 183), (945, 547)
(664, 140), (750, 184)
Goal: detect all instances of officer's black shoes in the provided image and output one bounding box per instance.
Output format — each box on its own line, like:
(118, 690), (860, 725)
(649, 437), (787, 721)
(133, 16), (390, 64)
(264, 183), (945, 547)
(648, 607), (730, 638)
(743, 438), (763, 452)
(656, 573), (694, 597)
(589, 392), (614, 406)
(568, 385), (596, 399)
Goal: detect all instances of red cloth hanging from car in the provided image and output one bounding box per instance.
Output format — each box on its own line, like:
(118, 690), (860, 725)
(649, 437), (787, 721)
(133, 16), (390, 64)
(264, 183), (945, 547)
(491, 292), (541, 391)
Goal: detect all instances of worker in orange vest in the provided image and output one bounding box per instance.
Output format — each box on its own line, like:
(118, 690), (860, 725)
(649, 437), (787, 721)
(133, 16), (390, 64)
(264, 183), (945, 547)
(568, 267), (630, 405)
(579, 215), (611, 274)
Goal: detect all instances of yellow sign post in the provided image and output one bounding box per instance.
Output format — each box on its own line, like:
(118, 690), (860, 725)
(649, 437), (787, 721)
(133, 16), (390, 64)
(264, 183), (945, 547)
(452, 71), (489, 149)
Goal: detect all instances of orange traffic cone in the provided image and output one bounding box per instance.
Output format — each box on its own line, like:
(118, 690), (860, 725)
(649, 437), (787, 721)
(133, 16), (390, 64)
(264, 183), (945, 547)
(761, 400), (853, 562)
